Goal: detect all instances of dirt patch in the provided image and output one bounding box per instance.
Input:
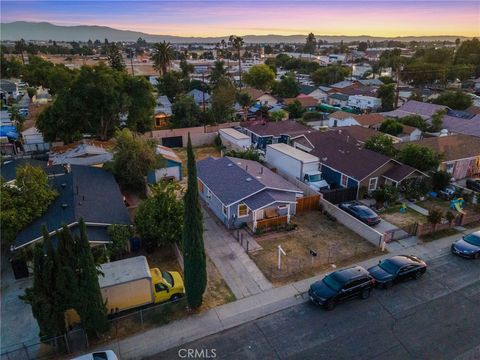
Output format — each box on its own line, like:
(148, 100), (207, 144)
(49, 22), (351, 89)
(23, 103), (49, 129)
(250, 211), (382, 286)
(175, 146), (220, 177)
(380, 205), (427, 228)
(417, 198), (476, 215)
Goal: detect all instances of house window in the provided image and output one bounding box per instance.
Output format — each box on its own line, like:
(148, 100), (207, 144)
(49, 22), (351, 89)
(222, 205), (227, 216)
(207, 189), (212, 198)
(198, 180), (204, 193)
(446, 163), (454, 174)
(368, 177), (378, 191)
(341, 174), (348, 188)
(238, 204), (248, 217)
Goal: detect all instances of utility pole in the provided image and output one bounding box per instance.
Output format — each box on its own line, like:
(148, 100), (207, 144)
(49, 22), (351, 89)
(130, 49), (135, 76)
(395, 66), (401, 109)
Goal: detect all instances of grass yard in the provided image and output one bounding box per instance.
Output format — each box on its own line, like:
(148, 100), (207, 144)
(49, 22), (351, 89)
(175, 146), (221, 177)
(420, 228), (459, 242)
(417, 197), (476, 215)
(380, 205), (427, 228)
(249, 211), (382, 286)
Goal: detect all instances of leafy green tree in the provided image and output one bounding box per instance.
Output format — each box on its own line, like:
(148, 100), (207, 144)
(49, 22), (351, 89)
(454, 37), (480, 76)
(430, 170), (452, 192)
(182, 135), (207, 309)
(311, 66), (350, 86)
(396, 144), (441, 172)
(271, 73), (299, 98)
(378, 76), (395, 84)
(224, 148), (262, 162)
(76, 219), (109, 336)
(0, 54), (23, 78)
(156, 71), (185, 102)
(377, 83), (395, 111)
(106, 225), (132, 260)
(209, 77), (236, 124)
(427, 207), (444, 232)
(372, 185), (399, 208)
(172, 94), (201, 128)
(270, 109), (288, 122)
(135, 182), (184, 251)
(433, 90), (473, 110)
(209, 60), (228, 88)
(304, 33), (317, 54)
(106, 43), (125, 71)
(123, 76), (155, 133)
(236, 91), (253, 122)
(379, 118), (403, 136)
(151, 41), (174, 75)
(286, 100), (305, 119)
(429, 109), (447, 132)
(0, 165), (57, 246)
(364, 134), (397, 157)
(398, 114), (428, 132)
(179, 58), (194, 78)
(111, 128), (164, 192)
(27, 87), (37, 99)
(243, 64), (275, 91)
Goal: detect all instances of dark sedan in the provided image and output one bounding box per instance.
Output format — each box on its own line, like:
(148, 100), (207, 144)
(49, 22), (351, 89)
(466, 179), (480, 192)
(309, 265), (375, 310)
(451, 231), (480, 259)
(367, 255), (427, 288)
(339, 201), (381, 226)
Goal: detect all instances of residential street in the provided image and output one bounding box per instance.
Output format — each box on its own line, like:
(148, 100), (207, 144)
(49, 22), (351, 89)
(153, 253), (480, 360)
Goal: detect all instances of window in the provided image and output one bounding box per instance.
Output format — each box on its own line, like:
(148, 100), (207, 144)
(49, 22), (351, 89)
(207, 188), (212, 198)
(222, 205), (227, 216)
(368, 177), (378, 191)
(446, 163), (454, 174)
(341, 174), (348, 188)
(198, 180), (204, 193)
(155, 283), (168, 292)
(238, 203), (248, 217)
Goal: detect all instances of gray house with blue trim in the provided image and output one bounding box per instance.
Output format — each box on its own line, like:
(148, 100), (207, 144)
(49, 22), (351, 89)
(292, 131), (426, 197)
(197, 157), (303, 231)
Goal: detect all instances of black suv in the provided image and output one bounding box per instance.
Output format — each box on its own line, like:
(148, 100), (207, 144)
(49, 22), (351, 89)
(308, 265), (375, 310)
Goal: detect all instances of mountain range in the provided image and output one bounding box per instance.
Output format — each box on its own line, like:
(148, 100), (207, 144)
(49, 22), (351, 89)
(0, 21), (470, 44)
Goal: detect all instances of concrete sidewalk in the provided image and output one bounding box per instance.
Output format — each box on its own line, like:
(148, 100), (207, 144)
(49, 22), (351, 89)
(95, 226), (479, 360)
(202, 207), (272, 299)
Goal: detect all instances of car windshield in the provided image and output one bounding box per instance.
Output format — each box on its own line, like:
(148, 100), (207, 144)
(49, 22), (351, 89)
(309, 174), (321, 182)
(92, 353), (108, 360)
(162, 271), (174, 287)
(322, 273), (344, 291)
(463, 234), (480, 246)
(355, 206), (375, 217)
(378, 259), (400, 274)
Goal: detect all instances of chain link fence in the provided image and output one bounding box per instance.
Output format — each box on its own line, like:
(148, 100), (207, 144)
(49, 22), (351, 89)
(1, 298), (187, 360)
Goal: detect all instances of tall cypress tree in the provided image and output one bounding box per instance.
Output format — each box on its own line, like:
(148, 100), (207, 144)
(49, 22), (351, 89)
(182, 134), (207, 309)
(75, 219), (109, 336)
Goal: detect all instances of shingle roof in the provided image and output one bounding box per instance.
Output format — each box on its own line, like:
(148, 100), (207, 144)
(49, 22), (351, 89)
(196, 157), (302, 206)
(301, 131), (394, 180)
(395, 100), (449, 118)
(395, 134), (480, 162)
(187, 89), (210, 103)
(330, 80), (354, 89)
(1, 159), (65, 182)
(242, 87), (266, 100)
(243, 189), (296, 211)
(465, 106), (480, 115)
(442, 115), (480, 138)
(156, 145), (182, 163)
(242, 120), (311, 137)
(49, 143), (113, 166)
(283, 96), (318, 108)
(14, 165), (131, 249)
(383, 164), (419, 182)
(329, 93), (350, 101)
(352, 113), (385, 126)
(336, 125), (381, 143)
(329, 111), (354, 120)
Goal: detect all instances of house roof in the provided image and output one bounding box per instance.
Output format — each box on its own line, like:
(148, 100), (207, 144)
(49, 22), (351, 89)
(465, 105), (480, 115)
(442, 115), (480, 138)
(395, 134), (480, 162)
(330, 80), (354, 89)
(0, 79), (17, 93)
(393, 100), (449, 118)
(14, 165), (131, 249)
(329, 93), (350, 101)
(383, 164), (421, 182)
(156, 145), (182, 163)
(299, 131), (395, 181)
(49, 143), (113, 166)
(334, 125), (381, 144)
(284, 96), (318, 108)
(1, 159), (65, 182)
(187, 89), (210, 103)
(335, 85), (377, 97)
(219, 128), (250, 141)
(358, 79), (384, 86)
(196, 156), (302, 206)
(329, 111), (355, 120)
(401, 125), (419, 135)
(298, 84), (317, 95)
(267, 143), (319, 163)
(242, 87), (266, 100)
(242, 120), (311, 137)
(352, 113), (385, 126)
(243, 189), (296, 211)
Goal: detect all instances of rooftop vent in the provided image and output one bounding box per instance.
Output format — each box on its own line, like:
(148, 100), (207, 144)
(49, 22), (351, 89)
(61, 182), (67, 188)
(227, 163), (233, 167)
(61, 203), (68, 209)
(246, 177), (252, 182)
(256, 176), (262, 179)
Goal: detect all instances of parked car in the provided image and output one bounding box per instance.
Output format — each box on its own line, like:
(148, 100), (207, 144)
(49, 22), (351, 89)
(367, 255), (427, 288)
(339, 201), (381, 226)
(438, 184), (458, 200)
(451, 231), (480, 259)
(71, 350), (118, 360)
(308, 265), (375, 310)
(466, 178), (480, 192)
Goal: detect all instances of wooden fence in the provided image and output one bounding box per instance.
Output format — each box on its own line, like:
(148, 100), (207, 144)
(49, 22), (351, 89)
(256, 216), (289, 231)
(297, 195), (321, 213)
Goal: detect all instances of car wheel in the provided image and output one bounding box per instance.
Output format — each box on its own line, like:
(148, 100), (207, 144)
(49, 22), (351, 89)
(384, 281), (393, 289)
(324, 300), (336, 311)
(170, 294), (181, 302)
(413, 270), (424, 280)
(360, 288), (371, 299)
(474, 252), (480, 260)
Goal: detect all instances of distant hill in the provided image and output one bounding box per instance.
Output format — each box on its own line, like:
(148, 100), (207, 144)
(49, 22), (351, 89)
(0, 21), (470, 44)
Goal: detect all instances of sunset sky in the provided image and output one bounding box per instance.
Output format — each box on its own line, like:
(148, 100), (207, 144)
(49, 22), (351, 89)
(2, 1), (479, 37)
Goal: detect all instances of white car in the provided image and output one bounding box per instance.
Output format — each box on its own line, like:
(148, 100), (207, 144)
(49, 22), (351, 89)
(71, 350), (118, 360)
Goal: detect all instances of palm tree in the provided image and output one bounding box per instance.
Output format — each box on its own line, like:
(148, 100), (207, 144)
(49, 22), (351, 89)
(236, 92), (252, 122)
(209, 60), (227, 88)
(220, 39), (229, 73)
(151, 41), (174, 76)
(229, 35), (244, 88)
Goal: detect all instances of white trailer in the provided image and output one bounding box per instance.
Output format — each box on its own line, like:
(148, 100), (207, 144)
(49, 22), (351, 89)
(219, 128), (251, 150)
(265, 143), (329, 191)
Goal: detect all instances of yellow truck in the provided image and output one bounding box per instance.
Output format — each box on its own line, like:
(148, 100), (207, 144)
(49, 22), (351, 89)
(99, 255), (185, 314)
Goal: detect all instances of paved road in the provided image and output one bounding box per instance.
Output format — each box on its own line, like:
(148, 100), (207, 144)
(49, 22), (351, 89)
(154, 254), (480, 360)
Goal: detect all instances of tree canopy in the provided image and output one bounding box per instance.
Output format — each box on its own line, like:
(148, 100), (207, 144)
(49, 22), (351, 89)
(171, 94), (201, 128)
(433, 90), (473, 110)
(364, 134), (397, 157)
(396, 144), (441, 172)
(311, 66), (350, 86)
(243, 64), (275, 91)
(379, 118), (403, 136)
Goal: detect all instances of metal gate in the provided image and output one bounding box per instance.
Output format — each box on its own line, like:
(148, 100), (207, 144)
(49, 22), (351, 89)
(321, 187), (357, 204)
(162, 136), (183, 148)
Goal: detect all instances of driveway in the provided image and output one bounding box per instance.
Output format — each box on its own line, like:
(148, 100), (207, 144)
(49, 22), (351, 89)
(202, 205), (273, 299)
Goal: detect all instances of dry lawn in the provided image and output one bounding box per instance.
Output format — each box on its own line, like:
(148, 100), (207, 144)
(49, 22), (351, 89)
(417, 198), (476, 214)
(175, 146), (221, 177)
(380, 205), (427, 228)
(250, 211), (382, 286)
